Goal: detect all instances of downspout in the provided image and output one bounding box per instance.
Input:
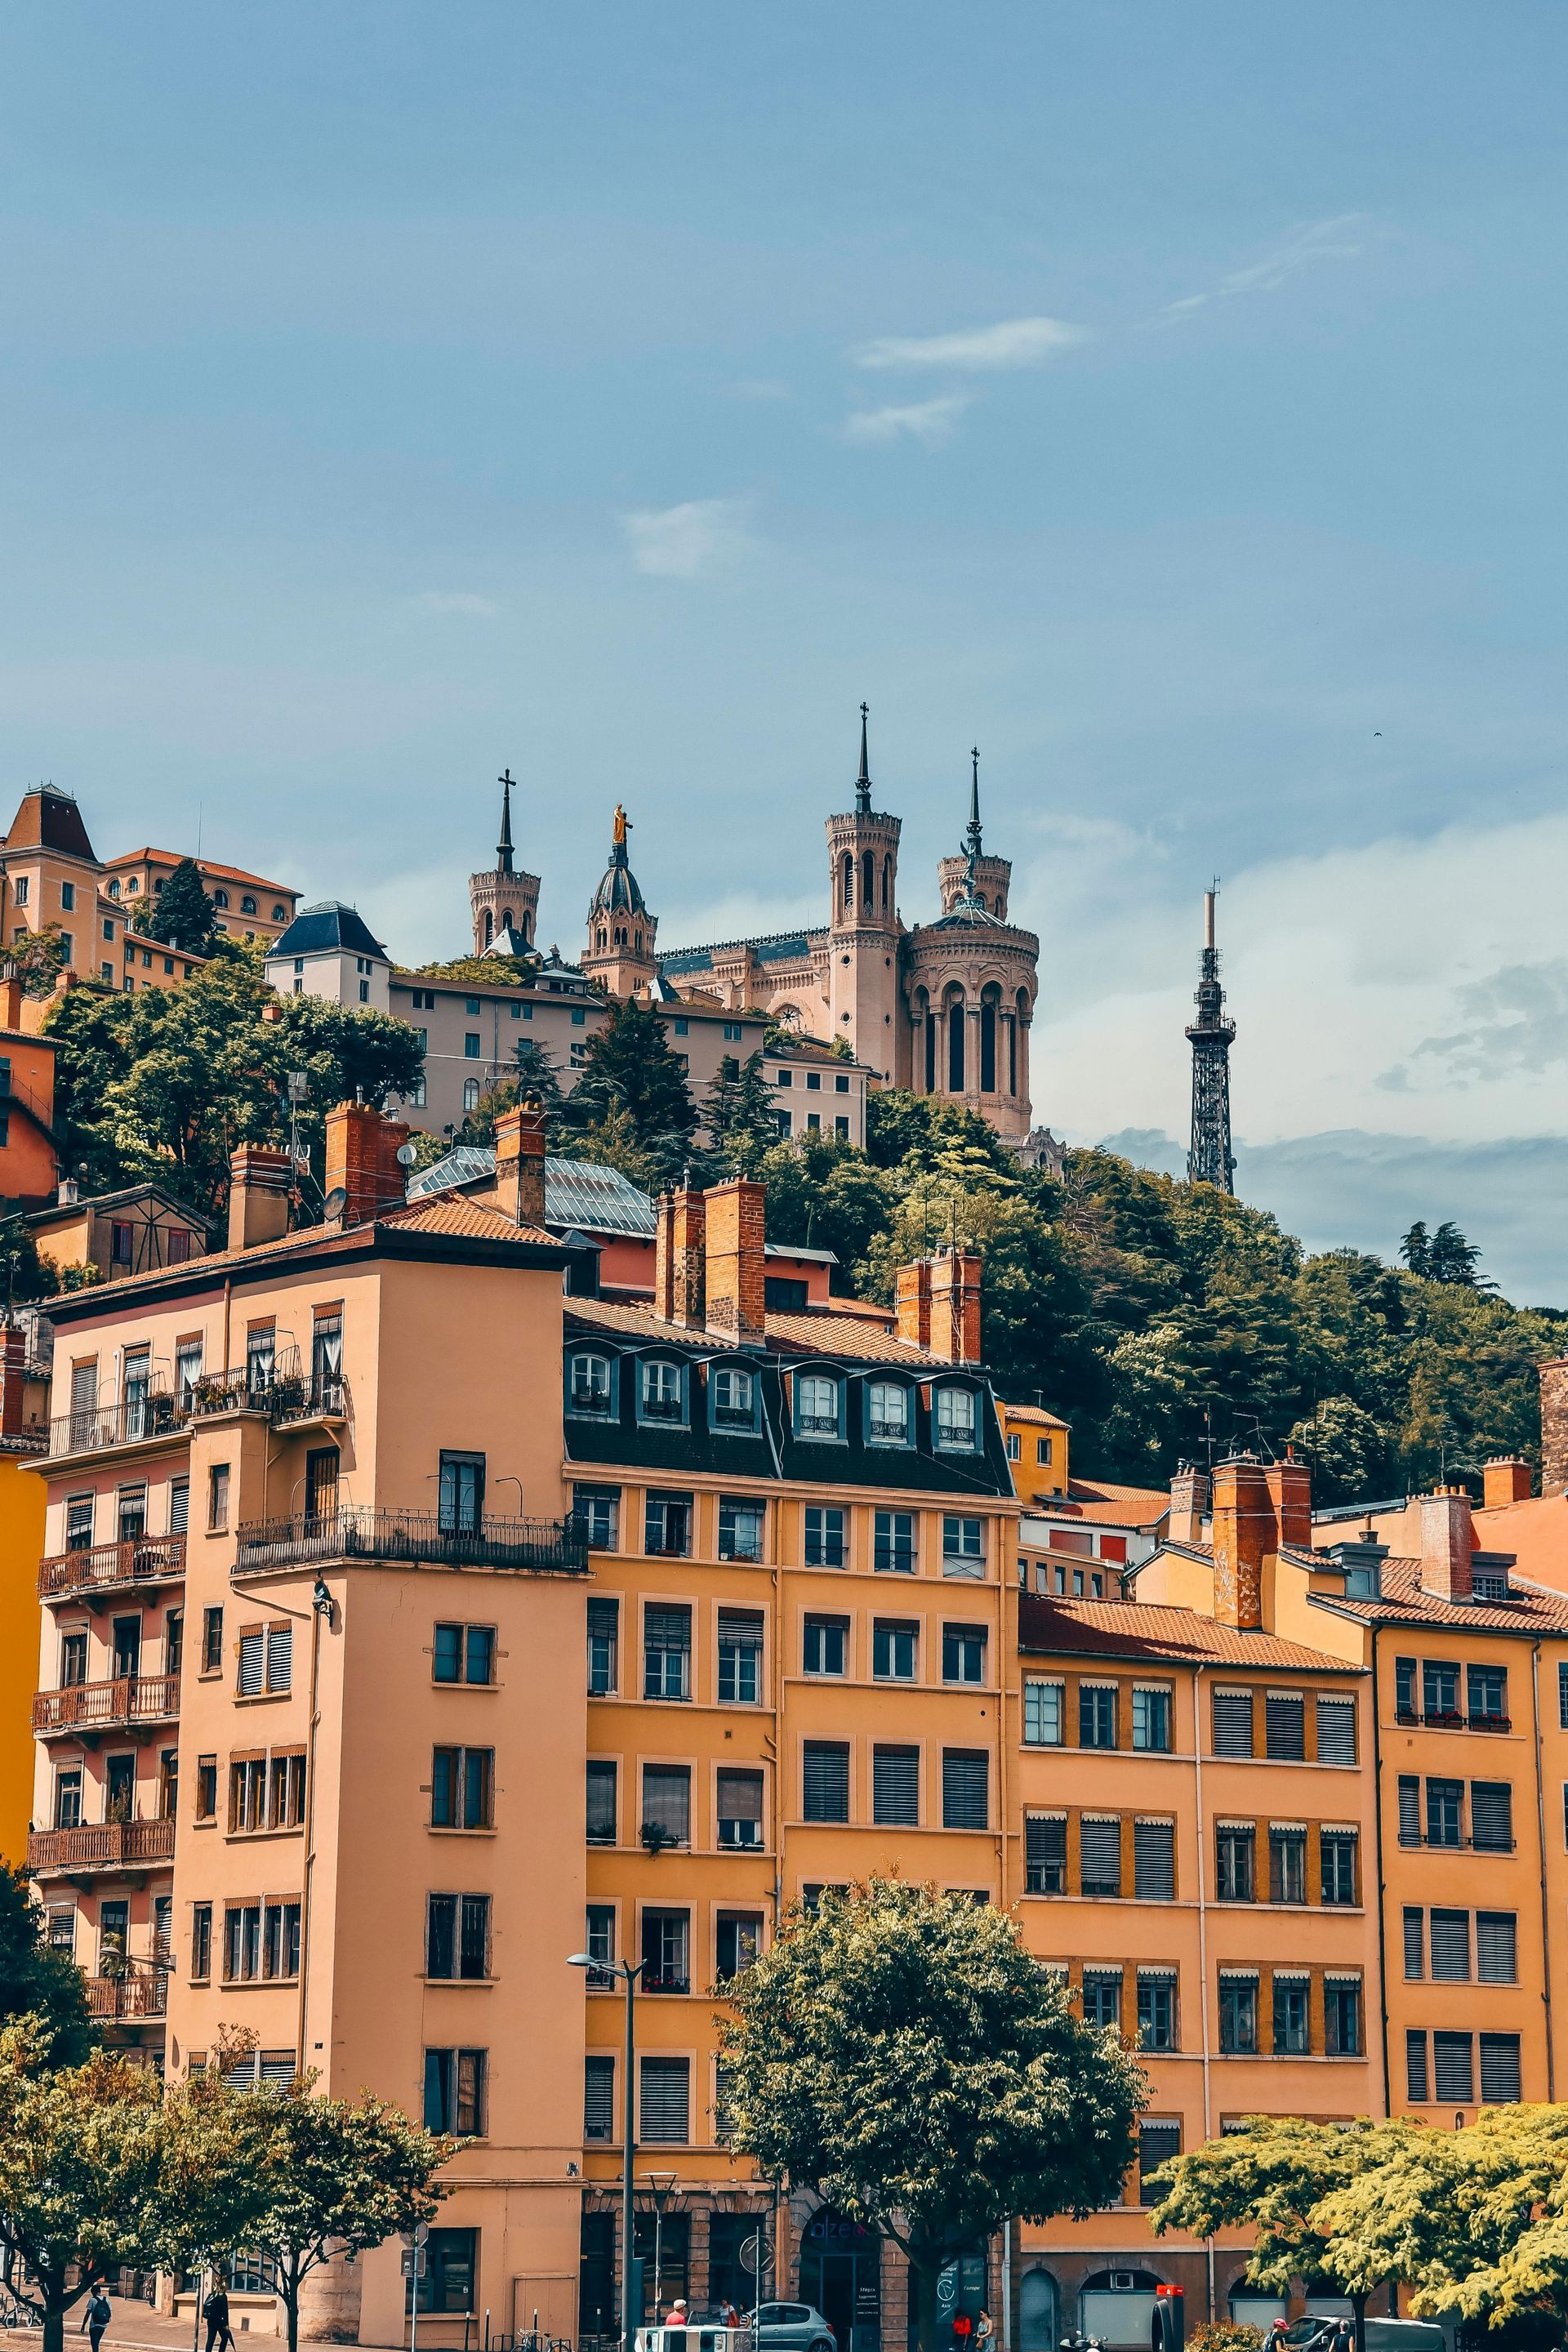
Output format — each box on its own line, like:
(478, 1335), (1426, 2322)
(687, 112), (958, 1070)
(1193, 1663), (1214, 2323)
(1530, 1638), (1556, 2098)
(1369, 1626), (1392, 2118)
(296, 1592), (327, 2072)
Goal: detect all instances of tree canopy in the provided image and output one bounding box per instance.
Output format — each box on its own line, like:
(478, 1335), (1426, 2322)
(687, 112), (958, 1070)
(145, 859), (219, 952)
(566, 994), (697, 1183)
(704, 1050), (779, 1177)
(0, 1865), (95, 2065)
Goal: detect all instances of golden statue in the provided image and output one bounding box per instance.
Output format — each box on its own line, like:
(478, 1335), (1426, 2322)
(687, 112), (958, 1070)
(612, 803), (628, 847)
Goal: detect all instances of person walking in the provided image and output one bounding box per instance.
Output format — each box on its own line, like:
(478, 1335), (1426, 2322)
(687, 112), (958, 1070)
(79, 2282), (111, 2352)
(202, 2282), (234, 2352)
(975, 2311), (996, 2352)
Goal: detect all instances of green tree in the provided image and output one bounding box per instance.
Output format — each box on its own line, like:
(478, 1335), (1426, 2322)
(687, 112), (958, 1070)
(566, 996), (697, 1182)
(146, 859), (218, 953)
(1399, 1221), (1432, 1278)
(720, 1880), (1145, 2352)
(7, 925), (69, 999)
(1287, 1396), (1388, 1504)
(0, 1866), (94, 2065)
(705, 1052), (778, 1177)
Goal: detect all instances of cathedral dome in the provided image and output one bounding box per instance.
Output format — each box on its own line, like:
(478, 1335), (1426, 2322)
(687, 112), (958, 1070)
(589, 805), (648, 918)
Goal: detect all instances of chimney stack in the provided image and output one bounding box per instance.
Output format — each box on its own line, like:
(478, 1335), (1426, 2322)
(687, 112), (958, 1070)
(1168, 1466), (1209, 1546)
(927, 1250), (982, 1365)
(325, 1102), (409, 1228)
(492, 1100), (547, 1229)
(227, 1144), (294, 1253)
(896, 1261), (933, 1352)
(1540, 1359), (1568, 1494)
(705, 1178), (766, 1345)
(1209, 1454), (1272, 1631)
(654, 1185), (706, 1328)
(1419, 1487), (1474, 1604)
(1265, 1456), (1313, 1551)
(1483, 1456), (1533, 1510)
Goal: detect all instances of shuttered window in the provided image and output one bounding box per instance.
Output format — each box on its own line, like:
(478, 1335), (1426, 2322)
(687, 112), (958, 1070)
(641, 1766), (691, 1846)
(1397, 1776), (1420, 1844)
(1138, 2122), (1182, 2206)
(1080, 1815), (1122, 1897)
(1211, 1690), (1254, 1757)
(873, 1745), (920, 1827)
(716, 1610), (764, 1706)
(716, 1770), (764, 1847)
(1315, 1696), (1356, 1764)
(639, 2056), (690, 2144)
(1471, 1780), (1513, 1851)
(942, 1749), (988, 1831)
(587, 1598), (619, 1695)
(170, 1479), (190, 1535)
(1403, 1907), (1424, 1979)
(1479, 2033), (1521, 2104)
(1264, 1694), (1305, 1760)
(1080, 1968), (1120, 2029)
(586, 1760), (617, 1843)
(1321, 1830), (1357, 1904)
(1405, 2029), (1429, 2102)
(265, 1623), (292, 1692)
(1134, 1819), (1175, 1900)
(238, 1630), (265, 1696)
(803, 1742), (849, 1824)
(1476, 1911), (1517, 1983)
(1432, 2032), (1474, 2104)
(1025, 1815), (1066, 1895)
(584, 2056), (614, 2140)
(1430, 1909), (1471, 1980)
(644, 1606), (692, 1702)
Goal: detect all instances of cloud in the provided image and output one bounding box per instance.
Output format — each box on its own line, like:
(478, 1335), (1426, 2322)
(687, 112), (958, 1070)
(621, 497), (753, 581)
(841, 394), (972, 448)
(1160, 214), (1370, 320)
(413, 590), (498, 617)
(1396, 960), (1568, 1086)
(852, 315), (1090, 371)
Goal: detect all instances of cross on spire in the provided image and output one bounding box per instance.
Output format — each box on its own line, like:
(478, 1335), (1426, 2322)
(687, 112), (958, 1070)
(856, 702), (871, 814)
(497, 768), (515, 875)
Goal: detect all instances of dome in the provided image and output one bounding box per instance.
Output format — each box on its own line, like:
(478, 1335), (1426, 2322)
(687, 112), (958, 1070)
(588, 806), (648, 919)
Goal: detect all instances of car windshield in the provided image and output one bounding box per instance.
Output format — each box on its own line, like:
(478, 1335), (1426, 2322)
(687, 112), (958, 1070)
(1283, 2328), (1331, 2345)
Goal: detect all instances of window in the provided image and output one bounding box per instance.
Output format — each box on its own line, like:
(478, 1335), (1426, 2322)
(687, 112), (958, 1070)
(1321, 1830), (1358, 1905)
(201, 1605), (223, 1673)
(585, 2056), (615, 2141)
(803, 1615), (848, 1676)
(717, 1609), (764, 1704)
(1138, 2120), (1182, 2203)
(574, 1485), (620, 1550)
(804, 1507), (845, 1568)
(1079, 1685), (1118, 1748)
(867, 1382), (910, 1446)
(237, 1623), (292, 1696)
(11, 877), (24, 905)
(1396, 1657), (1418, 1720)
(640, 1359), (685, 1423)
(1477, 1910), (1517, 1982)
(1560, 1659), (1568, 1731)
(673, 1016), (689, 1036)
(424, 2048), (487, 2136)
(872, 1744), (920, 1826)
(1398, 1775), (1421, 1844)
(434, 1623), (495, 1686)
(1024, 1675), (1065, 1747)
(223, 1900), (301, 1982)
(1006, 1432), (1021, 1462)
(717, 1769), (764, 1849)
(716, 1911), (762, 1980)
(1025, 1814), (1066, 1894)
(718, 1499), (764, 1563)
(803, 1741), (850, 1823)
(426, 1895), (490, 1980)
(585, 1902), (617, 1988)
(1423, 1659), (1461, 1722)
(65, 1495), (94, 1552)
(58, 1630), (87, 1686)
(644, 1606), (692, 1699)
(644, 1493), (691, 1557)
(586, 1760), (617, 1844)
(431, 1747), (493, 1829)
(795, 1374), (841, 1438)
(1137, 1975), (1177, 2054)
(639, 1904), (690, 1993)
(267, 1751), (306, 1829)
(208, 1463), (230, 1530)
(640, 2055), (690, 2144)
(1272, 1975), (1310, 2054)
(1269, 1828), (1307, 1905)
(464, 1033), (480, 1060)
(583, 1597), (620, 1696)
(1403, 2027), (1424, 2102)
(1134, 1819), (1175, 1900)
(934, 1387), (978, 1451)
(1211, 1689), (1254, 1757)
(1480, 2033), (1522, 2104)
(230, 1757), (269, 1832)
(1264, 1693), (1305, 1760)
(1316, 1696), (1357, 1765)
(569, 1352), (613, 1415)
(873, 1509), (914, 1572)
(191, 1903), (212, 1980)
(110, 1221), (133, 1267)
(438, 1450), (484, 1537)
(1078, 1813), (1120, 1895)
(1468, 1664), (1508, 1725)
(874, 1619), (917, 1681)
(1472, 1780), (1513, 1851)
(641, 1766), (691, 1851)
(1215, 1824), (1255, 1902)
(417, 2230), (479, 2316)
(1132, 1688), (1172, 1753)
(53, 1768), (82, 1829)
(943, 1624), (986, 1685)
(1433, 2031), (1474, 2105)
(1426, 1777), (1463, 1847)
(1080, 1968), (1120, 2030)
(712, 1365), (755, 1428)
(1325, 1978), (1361, 2056)
(942, 1517), (983, 1576)
(60, 881), (75, 911)
(194, 1754), (218, 1821)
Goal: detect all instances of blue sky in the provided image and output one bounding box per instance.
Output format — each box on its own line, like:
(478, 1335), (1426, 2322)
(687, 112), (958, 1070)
(5, 6), (1568, 1295)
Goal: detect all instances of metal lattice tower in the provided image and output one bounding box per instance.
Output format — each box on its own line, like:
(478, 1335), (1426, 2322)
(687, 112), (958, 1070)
(1186, 886), (1236, 1191)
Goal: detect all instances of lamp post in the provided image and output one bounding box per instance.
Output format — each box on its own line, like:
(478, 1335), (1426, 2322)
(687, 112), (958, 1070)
(643, 2172), (679, 2317)
(570, 1950), (645, 2352)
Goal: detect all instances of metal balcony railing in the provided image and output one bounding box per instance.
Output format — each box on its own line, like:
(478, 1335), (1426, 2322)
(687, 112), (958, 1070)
(189, 1350), (348, 1427)
(27, 1819), (176, 1873)
(87, 1972), (168, 2020)
(233, 1507), (587, 1578)
(50, 1389), (189, 1457)
(38, 1533), (186, 1603)
(33, 1674), (180, 1735)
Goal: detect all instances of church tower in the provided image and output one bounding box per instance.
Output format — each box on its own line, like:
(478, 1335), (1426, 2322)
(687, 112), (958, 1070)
(469, 769), (541, 956)
(826, 705), (902, 1074)
(581, 805), (659, 996)
(936, 751), (1013, 920)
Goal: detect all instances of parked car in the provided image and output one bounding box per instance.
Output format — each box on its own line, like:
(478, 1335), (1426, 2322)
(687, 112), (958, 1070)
(753, 2302), (837, 2352)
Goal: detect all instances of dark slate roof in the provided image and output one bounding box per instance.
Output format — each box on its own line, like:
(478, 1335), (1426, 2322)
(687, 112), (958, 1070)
(658, 929), (818, 975)
(5, 786), (97, 863)
(269, 902), (387, 960)
(589, 842), (648, 918)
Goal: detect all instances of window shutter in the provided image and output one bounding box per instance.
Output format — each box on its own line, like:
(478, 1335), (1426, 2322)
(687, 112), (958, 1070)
(716, 1770), (763, 1844)
(238, 1631), (264, 1696)
(1211, 1690), (1254, 1757)
(718, 1609), (764, 1647)
(1397, 1776), (1420, 1843)
(1405, 2030), (1429, 2103)
(459, 1895), (488, 1978)
(803, 1743), (849, 1824)
(170, 1480), (190, 1535)
(645, 1606), (691, 1651)
(1138, 2123), (1181, 2205)
(873, 1746), (920, 1827)
(1471, 1781), (1512, 1850)
(1429, 1909), (1471, 1980)
(942, 1749), (988, 1831)
(1476, 1912), (1517, 1984)
(1479, 2033), (1521, 2104)
(1134, 1819), (1174, 1900)
(584, 2056), (614, 2140)
(1263, 1693), (1304, 1759)
(639, 2056), (690, 2144)
(265, 1624), (292, 1692)
(1315, 1696), (1356, 1764)
(642, 1766), (691, 1843)
(1026, 1815), (1066, 1891)
(1402, 1907), (1424, 1979)
(1432, 2032), (1474, 2104)
(1080, 1815), (1122, 1895)
(587, 1597), (618, 1642)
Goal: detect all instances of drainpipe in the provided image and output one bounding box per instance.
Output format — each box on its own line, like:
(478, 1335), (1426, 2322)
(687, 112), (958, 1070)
(1369, 1627), (1392, 2118)
(296, 1588), (329, 2073)
(1192, 1664), (1214, 2323)
(1530, 1640), (1556, 2098)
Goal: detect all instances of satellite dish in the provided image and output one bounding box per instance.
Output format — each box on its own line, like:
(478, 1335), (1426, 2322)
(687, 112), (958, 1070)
(323, 1187), (349, 1223)
(395, 1142), (418, 1167)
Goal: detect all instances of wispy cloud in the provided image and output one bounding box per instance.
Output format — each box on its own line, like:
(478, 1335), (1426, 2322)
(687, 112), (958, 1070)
(621, 497), (753, 581)
(842, 393), (972, 448)
(853, 315), (1090, 371)
(1160, 214), (1370, 320)
(413, 590), (498, 617)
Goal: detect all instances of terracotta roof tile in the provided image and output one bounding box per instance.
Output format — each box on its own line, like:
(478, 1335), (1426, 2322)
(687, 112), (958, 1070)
(106, 848), (296, 893)
(1298, 1550), (1568, 1636)
(1001, 1401), (1070, 1428)
(565, 1294), (950, 1367)
(377, 1197), (554, 1245)
(1018, 1592), (1360, 1673)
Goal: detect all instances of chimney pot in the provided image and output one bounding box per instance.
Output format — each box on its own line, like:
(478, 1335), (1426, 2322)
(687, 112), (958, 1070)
(227, 1144), (294, 1253)
(324, 1102), (408, 1228)
(1482, 1455), (1533, 1510)
(1265, 1459), (1313, 1551)
(1419, 1487), (1474, 1603)
(928, 1249), (982, 1365)
(704, 1179), (766, 1344)
(492, 1101), (546, 1229)
(1168, 1465), (1209, 1546)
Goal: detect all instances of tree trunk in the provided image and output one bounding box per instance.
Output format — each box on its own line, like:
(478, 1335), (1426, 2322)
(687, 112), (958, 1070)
(1351, 2293), (1366, 2352)
(911, 2256), (944, 2352)
(42, 2300), (65, 2352)
(282, 2265), (301, 2352)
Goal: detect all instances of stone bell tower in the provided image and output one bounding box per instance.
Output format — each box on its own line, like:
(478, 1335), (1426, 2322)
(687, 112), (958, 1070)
(826, 705), (902, 1077)
(470, 769), (541, 956)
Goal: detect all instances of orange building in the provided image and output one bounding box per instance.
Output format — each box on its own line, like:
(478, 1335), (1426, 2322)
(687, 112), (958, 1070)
(998, 1401), (1069, 1504)
(0, 998), (59, 1206)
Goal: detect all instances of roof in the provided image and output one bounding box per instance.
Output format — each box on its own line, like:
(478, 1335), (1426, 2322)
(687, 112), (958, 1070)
(766, 1036), (855, 1064)
(1000, 1400), (1070, 1429)
(1039, 1477), (1171, 1530)
(1018, 1592), (1361, 1673)
(108, 849), (296, 894)
(659, 928), (822, 976)
(268, 902), (387, 961)
(566, 1292), (960, 1370)
(377, 1196), (553, 1245)
(1298, 1548), (1568, 1636)
(589, 840), (648, 919)
(483, 925), (532, 959)
(6, 787), (97, 863)
(408, 1148), (659, 1240)
(28, 1182), (207, 1232)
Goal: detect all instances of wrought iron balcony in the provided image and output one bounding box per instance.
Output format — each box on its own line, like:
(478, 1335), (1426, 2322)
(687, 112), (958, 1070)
(33, 1674), (180, 1736)
(38, 1533), (185, 1604)
(49, 1390), (189, 1459)
(27, 1819), (176, 1873)
(189, 1351), (348, 1428)
(233, 1507), (587, 1579)
(87, 1971), (168, 2020)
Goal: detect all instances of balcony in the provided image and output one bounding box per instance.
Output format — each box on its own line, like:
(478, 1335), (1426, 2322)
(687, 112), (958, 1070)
(38, 1534), (185, 1605)
(87, 1972), (167, 2020)
(233, 1507), (587, 1579)
(27, 1819), (176, 1875)
(48, 1390), (190, 1463)
(33, 1674), (180, 1737)
(189, 1352), (350, 1432)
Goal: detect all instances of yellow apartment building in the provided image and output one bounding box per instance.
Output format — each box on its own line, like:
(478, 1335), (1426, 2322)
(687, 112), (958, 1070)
(998, 1401), (1068, 1505)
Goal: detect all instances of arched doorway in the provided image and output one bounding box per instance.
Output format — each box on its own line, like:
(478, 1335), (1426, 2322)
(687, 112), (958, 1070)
(799, 2208), (880, 2352)
(1079, 2270), (1165, 2350)
(1019, 2270), (1058, 2352)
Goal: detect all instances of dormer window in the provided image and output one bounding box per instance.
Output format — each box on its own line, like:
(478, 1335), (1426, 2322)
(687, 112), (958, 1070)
(568, 1352), (613, 1416)
(795, 1373), (842, 1441)
(640, 1359), (685, 1424)
(934, 1386), (979, 1451)
(712, 1365), (757, 1431)
(866, 1381), (911, 1446)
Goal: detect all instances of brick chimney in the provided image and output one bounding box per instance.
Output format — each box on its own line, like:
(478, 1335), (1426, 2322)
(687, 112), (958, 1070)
(1168, 1466), (1209, 1546)
(492, 1100), (547, 1229)
(0, 977), (21, 1032)
(325, 1102), (409, 1227)
(1540, 1358), (1568, 1493)
(1419, 1487), (1474, 1604)
(927, 1250), (982, 1365)
(227, 1144), (294, 1252)
(705, 1178), (765, 1344)
(1265, 1455), (1313, 1551)
(1483, 1456), (1533, 1509)
(0, 1323), (26, 1439)
(1209, 1454), (1272, 1631)
(654, 1185), (706, 1328)
(896, 1261), (933, 1351)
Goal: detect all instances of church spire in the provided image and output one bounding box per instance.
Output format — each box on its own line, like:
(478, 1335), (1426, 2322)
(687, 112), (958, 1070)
(856, 702), (871, 815)
(965, 746), (982, 857)
(497, 768), (515, 877)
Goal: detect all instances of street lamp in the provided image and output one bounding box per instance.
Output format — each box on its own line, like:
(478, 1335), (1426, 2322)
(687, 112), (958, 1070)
(642, 2172), (679, 2317)
(570, 1950), (645, 2352)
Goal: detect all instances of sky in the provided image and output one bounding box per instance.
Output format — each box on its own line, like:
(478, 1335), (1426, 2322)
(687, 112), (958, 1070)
(3, 7), (1568, 1295)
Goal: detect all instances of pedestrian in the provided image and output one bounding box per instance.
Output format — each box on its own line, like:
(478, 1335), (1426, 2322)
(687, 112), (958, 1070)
(975, 2312), (996, 2352)
(202, 2282), (234, 2352)
(80, 2282), (111, 2352)
(953, 2310), (976, 2352)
